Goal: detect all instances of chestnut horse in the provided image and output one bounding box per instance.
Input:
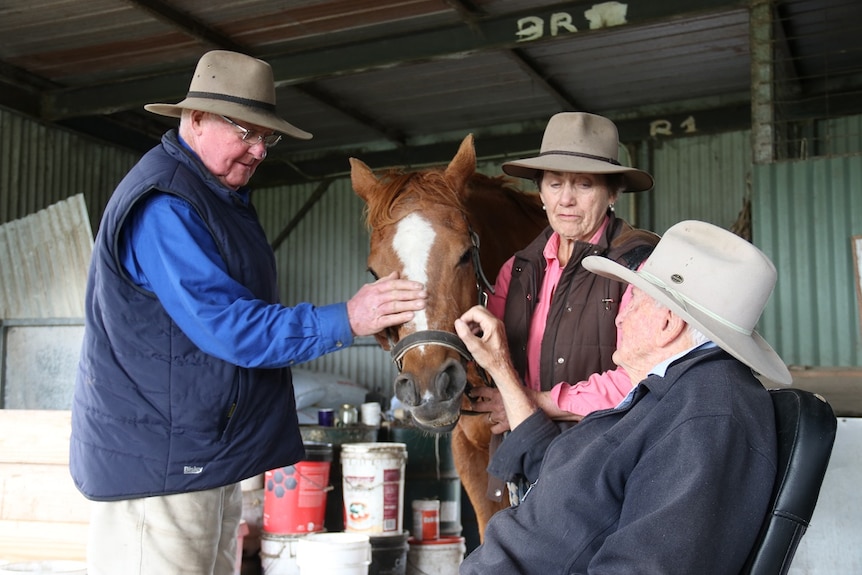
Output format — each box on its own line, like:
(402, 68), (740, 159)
(350, 134), (547, 538)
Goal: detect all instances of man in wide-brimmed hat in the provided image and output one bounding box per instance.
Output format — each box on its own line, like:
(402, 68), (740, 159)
(71, 50), (427, 575)
(455, 220), (790, 574)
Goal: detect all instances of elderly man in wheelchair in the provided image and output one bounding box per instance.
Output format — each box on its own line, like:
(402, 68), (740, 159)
(455, 220), (836, 575)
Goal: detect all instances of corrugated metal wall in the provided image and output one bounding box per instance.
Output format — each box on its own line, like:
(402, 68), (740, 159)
(649, 130), (753, 235)
(0, 108), (137, 231)
(818, 114), (862, 157)
(255, 177), (400, 395)
(3, 103), (861, 390)
(753, 154), (862, 367)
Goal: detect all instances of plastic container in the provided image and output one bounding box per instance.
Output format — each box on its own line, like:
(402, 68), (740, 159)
(259, 531), (304, 575)
(342, 443), (407, 535)
(299, 425), (379, 532)
(295, 532), (371, 575)
(264, 442), (333, 534)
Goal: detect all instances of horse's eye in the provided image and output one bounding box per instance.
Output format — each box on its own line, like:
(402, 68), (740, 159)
(368, 268), (380, 280)
(458, 249), (472, 266)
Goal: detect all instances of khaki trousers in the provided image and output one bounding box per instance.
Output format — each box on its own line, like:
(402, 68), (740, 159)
(86, 483), (242, 575)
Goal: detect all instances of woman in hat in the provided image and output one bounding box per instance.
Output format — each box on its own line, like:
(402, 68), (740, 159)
(70, 50), (426, 575)
(470, 112), (659, 502)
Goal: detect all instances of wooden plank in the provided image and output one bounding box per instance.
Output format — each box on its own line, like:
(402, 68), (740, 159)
(0, 410), (72, 465)
(788, 368), (862, 417)
(0, 463), (89, 523)
(0, 520), (87, 562)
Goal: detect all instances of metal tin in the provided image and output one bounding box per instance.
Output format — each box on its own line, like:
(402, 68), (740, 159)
(318, 408), (335, 427)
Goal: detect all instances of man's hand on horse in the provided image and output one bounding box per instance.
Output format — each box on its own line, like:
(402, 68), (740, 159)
(348, 271), (427, 336)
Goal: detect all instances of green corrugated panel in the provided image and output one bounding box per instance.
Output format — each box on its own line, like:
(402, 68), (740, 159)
(649, 130), (752, 235)
(818, 114), (862, 156)
(753, 155), (862, 368)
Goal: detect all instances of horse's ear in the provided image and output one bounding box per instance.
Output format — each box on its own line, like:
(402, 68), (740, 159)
(444, 134), (476, 193)
(349, 157), (378, 202)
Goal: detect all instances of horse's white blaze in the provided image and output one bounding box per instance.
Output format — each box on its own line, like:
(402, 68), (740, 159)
(393, 212), (434, 334)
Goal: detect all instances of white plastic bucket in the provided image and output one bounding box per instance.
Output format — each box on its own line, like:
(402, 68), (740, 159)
(259, 531), (305, 575)
(295, 532), (371, 574)
(406, 536), (465, 575)
(0, 562), (86, 574)
(342, 442), (407, 535)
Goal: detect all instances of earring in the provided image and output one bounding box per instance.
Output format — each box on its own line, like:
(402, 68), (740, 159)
(542, 204), (546, 211)
(608, 203), (615, 212)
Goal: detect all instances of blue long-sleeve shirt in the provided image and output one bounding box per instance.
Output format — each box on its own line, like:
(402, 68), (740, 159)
(119, 192), (354, 369)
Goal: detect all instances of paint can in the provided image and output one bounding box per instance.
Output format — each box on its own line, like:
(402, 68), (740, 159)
(263, 442), (333, 534)
(342, 442), (408, 535)
(259, 531), (305, 575)
(299, 425), (380, 532)
(411, 499), (440, 541)
(406, 536), (466, 575)
(295, 532), (371, 575)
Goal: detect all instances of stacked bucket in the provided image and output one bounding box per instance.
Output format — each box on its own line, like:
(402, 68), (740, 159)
(259, 426), (415, 574)
(256, 413), (465, 574)
(341, 442), (411, 575)
(259, 441), (335, 574)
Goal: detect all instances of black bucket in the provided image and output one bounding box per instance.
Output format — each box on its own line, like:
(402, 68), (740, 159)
(369, 531), (409, 575)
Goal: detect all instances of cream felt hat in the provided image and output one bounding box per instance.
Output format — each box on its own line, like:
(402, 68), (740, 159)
(583, 220), (791, 385)
(145, 50), (312, 140)
(503, 112), (653, 192)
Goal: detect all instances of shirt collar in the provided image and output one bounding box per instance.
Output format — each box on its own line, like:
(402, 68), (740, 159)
(542, 214), (612, 262)
(648, 341), (717, 378)
(615, 341), (717, 409)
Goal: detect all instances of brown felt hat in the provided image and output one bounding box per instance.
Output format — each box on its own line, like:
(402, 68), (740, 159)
(503, 112), (652, 192)
(145, 50), (312, 140)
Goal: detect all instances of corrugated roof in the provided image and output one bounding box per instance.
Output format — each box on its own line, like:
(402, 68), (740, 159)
(0, 0), (860, 186)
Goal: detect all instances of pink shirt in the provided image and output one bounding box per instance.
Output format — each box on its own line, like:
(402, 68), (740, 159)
(487, 217), (633, 415)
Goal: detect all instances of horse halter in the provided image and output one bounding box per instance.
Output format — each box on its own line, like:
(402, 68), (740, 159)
(387, 227), (496, 408)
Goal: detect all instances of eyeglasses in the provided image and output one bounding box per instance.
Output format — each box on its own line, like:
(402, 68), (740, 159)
(220, 115), (282, 148)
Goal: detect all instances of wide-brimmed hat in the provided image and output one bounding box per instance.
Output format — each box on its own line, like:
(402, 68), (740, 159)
(503, 112), (653, 192)
(583, 220), (791, 385)
(145, 50), (312, 140)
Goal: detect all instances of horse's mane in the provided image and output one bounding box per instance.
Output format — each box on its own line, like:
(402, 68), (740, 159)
(362, 166), (544, 231)
(363, 168), (469, 229)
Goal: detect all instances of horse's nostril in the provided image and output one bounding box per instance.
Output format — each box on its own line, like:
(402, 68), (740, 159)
(437, 360), (467, 399)
(394, 374), (419, 407)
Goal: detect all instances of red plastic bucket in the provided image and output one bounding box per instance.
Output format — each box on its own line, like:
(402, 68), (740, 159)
(263, 442), (333, 534)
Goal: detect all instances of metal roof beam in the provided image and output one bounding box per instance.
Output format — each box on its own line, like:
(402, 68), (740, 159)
(125, 0), (247, 52)
(43, 0), (746, 120)
(252, 100), (753, 188)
